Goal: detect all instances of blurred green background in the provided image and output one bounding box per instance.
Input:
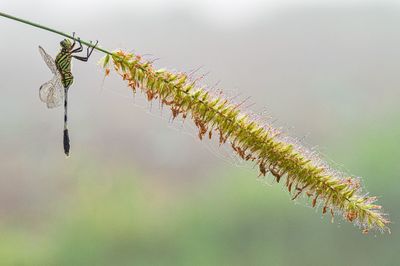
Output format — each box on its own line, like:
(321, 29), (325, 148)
(0, 0), (399, 265)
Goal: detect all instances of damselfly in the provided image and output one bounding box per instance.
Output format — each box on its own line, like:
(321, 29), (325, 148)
(38, 34), (98, 156)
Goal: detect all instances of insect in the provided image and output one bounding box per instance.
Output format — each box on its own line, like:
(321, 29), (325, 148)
(38, 34), (98, 156)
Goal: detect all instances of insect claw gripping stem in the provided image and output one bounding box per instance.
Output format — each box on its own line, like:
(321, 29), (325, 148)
(86, 40), (99, 58)
(72, 40), (98, 62)
(71, 36), (83, 53)
(71, 32), (76, 47)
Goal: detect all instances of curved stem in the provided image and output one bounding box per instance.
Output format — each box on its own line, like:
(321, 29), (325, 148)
(0, 11), (113, 55)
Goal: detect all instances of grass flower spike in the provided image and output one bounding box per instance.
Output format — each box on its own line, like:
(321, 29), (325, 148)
(101, 50), (389, 233)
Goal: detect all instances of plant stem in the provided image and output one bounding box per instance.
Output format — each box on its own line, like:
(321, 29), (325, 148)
(0, 11), (113, 55)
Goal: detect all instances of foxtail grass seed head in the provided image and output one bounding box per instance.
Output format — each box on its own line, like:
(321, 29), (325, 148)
(100, 50), (390, 234)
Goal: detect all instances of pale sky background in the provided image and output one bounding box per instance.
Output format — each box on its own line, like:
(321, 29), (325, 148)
(2, 0), (400, 28)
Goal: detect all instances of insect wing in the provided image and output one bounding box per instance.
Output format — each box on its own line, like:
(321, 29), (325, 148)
(38, 46), (58, 74)
(39, 73), (64, 108)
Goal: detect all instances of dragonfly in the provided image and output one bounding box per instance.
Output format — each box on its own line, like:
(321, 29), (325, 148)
(38, 34), (98, 156)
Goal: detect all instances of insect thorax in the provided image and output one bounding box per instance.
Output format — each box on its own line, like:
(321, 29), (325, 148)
(55, 50), (74, 88)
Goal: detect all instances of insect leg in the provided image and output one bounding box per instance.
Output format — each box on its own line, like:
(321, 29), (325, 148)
(72, 40), (98, 61)
(87, 40), (98, 58)
(70, 32), (76, 50)
(71, 36), (83, 53)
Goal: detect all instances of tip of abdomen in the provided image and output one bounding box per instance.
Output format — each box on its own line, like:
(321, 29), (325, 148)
(63, 129), (70, 157)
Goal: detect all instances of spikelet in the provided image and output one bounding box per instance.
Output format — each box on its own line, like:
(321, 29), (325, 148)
(100, 51), (390, 233)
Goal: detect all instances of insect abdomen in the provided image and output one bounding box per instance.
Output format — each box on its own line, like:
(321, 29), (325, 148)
(62, 72), (74, 88)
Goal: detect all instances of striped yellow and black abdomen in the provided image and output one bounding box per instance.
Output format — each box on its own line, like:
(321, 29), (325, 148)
(55, 51), (74, 89)
(61, 71), (74, 89)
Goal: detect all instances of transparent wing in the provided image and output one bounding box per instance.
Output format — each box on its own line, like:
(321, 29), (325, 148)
(39, 73), (64, 108)
(38, 46), (58, 74)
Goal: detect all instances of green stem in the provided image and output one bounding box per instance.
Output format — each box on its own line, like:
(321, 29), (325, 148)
(0, 11), (113, 55)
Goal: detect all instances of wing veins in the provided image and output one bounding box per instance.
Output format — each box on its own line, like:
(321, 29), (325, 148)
(38, 46), (58, 74)
(39, 73), (64, 109)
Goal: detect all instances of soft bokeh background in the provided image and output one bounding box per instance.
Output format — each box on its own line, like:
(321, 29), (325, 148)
(1, 0), (399, 265)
